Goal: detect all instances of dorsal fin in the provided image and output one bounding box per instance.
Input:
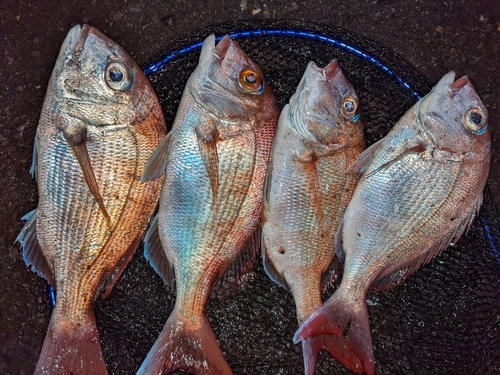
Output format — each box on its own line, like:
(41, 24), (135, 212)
(370, 196), (483, 293)
(143, 214), (174, 289)
(142, 132), (172, 182)
(16, 209), (55, 287)
(211, 227), (260, 301)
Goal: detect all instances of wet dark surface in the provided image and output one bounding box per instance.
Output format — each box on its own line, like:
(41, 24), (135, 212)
(1, 1), (500, 375)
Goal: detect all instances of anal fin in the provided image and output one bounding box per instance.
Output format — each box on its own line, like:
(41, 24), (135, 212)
(211, 227), (260, 301)
(101, 237), (141, 299)
(143, 213), (174, 289)
(16, 209), (55, 287)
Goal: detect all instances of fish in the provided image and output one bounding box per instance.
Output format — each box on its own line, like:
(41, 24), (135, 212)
(16, 24), (166, 374)
(138, 34), (280, 375)
(294, 71), (491, 375)
(261, 59), (366, 375)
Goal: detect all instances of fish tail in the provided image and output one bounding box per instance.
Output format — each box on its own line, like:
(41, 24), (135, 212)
(137, 308), (233, 375)
(34, 311), (107, 375)
(302, 334), (363, 375)
(294, 289), (374, 375)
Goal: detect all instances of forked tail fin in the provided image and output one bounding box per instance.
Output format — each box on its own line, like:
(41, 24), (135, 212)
(137, 308), (233, 375)
(294, 289), (374, 375)
(302, 334), (363, 375)
(34, 311), (107, 374)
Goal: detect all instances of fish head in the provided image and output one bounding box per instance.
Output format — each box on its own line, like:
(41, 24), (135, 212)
(288, 60), (361, 145)
(417, 71), (490, 154)
(51, 24), (156, 130)
(189, 34), (278, 132)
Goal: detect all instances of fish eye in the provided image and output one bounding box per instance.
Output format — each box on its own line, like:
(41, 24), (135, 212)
(341, 96), (359, 121)
(464, 108), (487, 134)
(238, 68), (264, 95)
(105, 62), (133, 91)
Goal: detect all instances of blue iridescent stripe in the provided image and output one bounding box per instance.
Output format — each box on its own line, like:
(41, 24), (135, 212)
(143, 28), (423, 100)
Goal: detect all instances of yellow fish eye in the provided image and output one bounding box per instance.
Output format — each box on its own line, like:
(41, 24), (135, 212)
(464, 108), (487, 134)
(341, 96), (359, 120)
(239, 68), (264, 95)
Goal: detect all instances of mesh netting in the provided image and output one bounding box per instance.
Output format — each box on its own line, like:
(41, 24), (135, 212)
(94, 20), (500, 375)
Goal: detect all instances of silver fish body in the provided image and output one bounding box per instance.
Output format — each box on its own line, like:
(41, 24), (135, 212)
(138, 34), (279, 375)
(261, 60), (365, 375)
(17, 24), (166, 375)
(294, 72), (491, 375)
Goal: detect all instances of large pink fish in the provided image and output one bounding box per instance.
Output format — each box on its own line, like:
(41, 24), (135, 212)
(17, 24), (166, 374)
(261, 60), (365, 375)
(294, 72), (491, 375)
(138, 34), (280, 374)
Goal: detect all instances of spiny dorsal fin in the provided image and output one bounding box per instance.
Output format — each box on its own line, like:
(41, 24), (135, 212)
(16, 209), (56, 287)
(370, 197), (483, 293)
(142, 132), (172, 182)
(143, 214), (174, 289)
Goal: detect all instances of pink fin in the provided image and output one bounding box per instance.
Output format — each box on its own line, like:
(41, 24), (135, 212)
(141, 132), (171, 182)
(101, 237), (140, 299)
(302, 334), (362, 375)
(211, 226), (259, 301)
(363, 144), (425, 179)
(17, 209), (56, 287)
(137, 309), (233, 375)
(294, 290), (374, 375)
(34, 313), (107, 374)
(349, 138), (384, 178)
(144, 213), (174, 288)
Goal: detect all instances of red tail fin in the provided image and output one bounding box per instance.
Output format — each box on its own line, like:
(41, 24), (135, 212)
(137, 309), (232, 375)
(34, 312), (107, 374)
(294, 289), (374, 375)
(302, 334), (363, 375)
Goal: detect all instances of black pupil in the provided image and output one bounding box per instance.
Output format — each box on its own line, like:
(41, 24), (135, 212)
(245, 73), (257, 84)
(109, 67), (124, 82)
(344, 99), (355, 112)
(469, 111), (482, 125)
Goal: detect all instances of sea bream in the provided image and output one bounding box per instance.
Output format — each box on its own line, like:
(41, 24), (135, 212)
(261, 60), (365, 375)
(138, 34), (280, 374)
(294, 72), (491, 375)
(16, 24), (166, 374)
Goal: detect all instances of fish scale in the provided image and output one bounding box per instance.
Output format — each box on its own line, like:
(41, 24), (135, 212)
(261, 60), (366, 375)
(16, 24), (166, 375)
(138, 34), (279, 375)
(295, 72), (491, 375)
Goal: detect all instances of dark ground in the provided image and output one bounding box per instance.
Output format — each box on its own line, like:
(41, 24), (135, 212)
(1, 1), (500, 375)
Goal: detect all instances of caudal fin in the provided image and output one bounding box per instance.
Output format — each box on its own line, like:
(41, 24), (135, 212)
(294, 290), (374, 375)
(137, 309), (233, 375)
(35, 312), (107, 375)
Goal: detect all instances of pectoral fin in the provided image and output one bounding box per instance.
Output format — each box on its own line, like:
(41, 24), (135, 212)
(364, 144), (425, 179)
(63, 129), (110, 224)
(195, 125), (219, 208)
